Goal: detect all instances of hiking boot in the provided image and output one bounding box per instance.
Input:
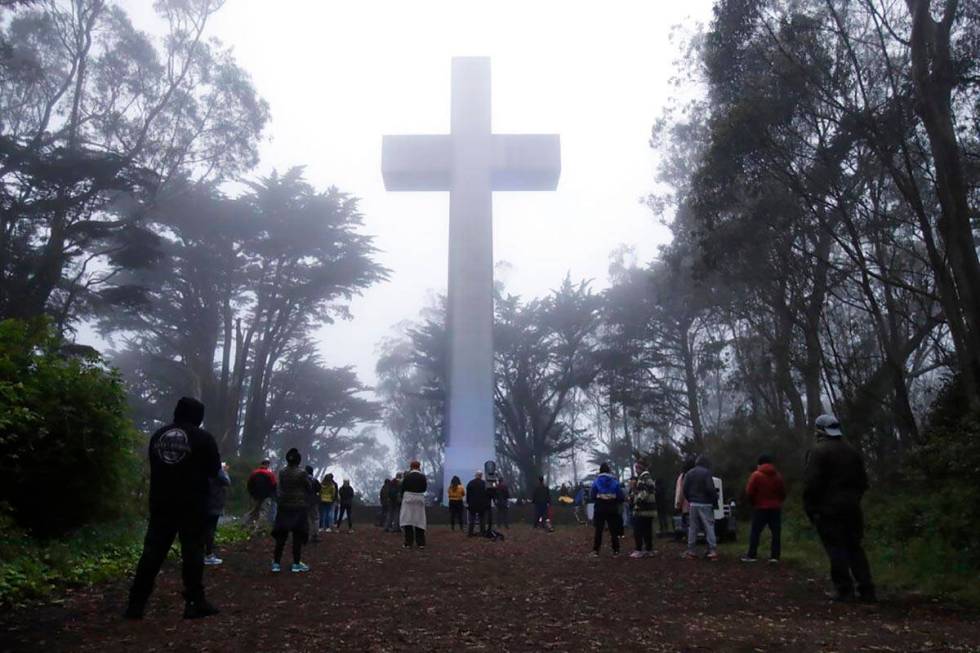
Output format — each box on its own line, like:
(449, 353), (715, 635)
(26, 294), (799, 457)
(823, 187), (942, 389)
(739, 555), (758, 563)
(203, 554), (223, 566)
(291, 562), (310, 573)
(271, 562), (281, 573)
(183, 598), (219, 619)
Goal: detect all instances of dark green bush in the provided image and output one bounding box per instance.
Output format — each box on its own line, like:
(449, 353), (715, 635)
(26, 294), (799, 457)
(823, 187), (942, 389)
(0, 319), (141, 537)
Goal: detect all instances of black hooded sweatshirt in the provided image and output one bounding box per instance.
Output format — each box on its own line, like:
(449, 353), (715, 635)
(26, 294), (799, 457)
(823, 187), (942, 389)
(147, 397), (221, 515)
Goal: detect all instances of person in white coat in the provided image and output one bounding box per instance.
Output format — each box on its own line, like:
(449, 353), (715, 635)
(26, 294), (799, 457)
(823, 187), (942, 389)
(400, 461), (428, 548)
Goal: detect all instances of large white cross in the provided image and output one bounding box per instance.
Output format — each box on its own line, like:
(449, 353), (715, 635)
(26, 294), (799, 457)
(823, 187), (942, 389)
(382, 57), (560, 497)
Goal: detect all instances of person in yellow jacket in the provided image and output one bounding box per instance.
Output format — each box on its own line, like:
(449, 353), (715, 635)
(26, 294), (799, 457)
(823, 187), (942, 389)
(447, 475), (465, 531)
(320, 473), (338, 532)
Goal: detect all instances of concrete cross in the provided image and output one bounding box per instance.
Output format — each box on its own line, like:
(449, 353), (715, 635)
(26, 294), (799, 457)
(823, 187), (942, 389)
(382, 57), (560, 498)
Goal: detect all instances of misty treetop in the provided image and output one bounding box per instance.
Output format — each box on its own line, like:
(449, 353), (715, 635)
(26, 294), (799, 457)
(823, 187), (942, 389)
(0, 1), (388, 479)
(0, 0), (269, 326)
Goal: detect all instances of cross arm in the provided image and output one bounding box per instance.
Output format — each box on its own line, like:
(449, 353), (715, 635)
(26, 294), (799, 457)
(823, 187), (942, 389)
(492, 134), (561, 191)
(382, 134), (452, 191)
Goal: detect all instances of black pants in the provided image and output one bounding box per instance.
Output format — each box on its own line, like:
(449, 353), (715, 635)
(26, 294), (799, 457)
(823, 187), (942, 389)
(449, 500), (465, 530)
(814, 507), (874, 597)
(337, 504), (353, 529)
(497, 505), (510, 528)
(633, 515), (653, 551)
(272, 507), (308, 565)
(593, 505), (622, 553)
(403, 526), (426, 547)
(129, 510), (207, 607)
(204, 514), (220, 556)
(747, 508), (782, 560)
(468, 508), (487, 536)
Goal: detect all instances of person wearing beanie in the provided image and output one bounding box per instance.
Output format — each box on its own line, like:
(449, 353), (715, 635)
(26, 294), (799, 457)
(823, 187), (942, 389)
(804, 415), (875, 603)
(271, 448), (312, 573)
(740, 454), (786, 563)
(590, 462), (625, 557)
(682, 455), (719, 560)
(125, 397), (221, 620)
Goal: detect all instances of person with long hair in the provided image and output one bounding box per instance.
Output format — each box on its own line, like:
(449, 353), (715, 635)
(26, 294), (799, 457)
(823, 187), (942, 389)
(447, 475), (465, 531)
(271, 448), (312, 572)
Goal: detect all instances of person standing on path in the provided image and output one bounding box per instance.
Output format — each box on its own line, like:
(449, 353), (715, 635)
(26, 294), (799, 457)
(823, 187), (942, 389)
(204, 462), (231, 566)
(531, 476), (552, 530)
(305, 466), (322, 543)
(495, 477), (511, 529)
(337, 479), (355, 532)
(590, 463), (625, 556)
(245, 460), (277, 531)
(740, 454), (786, 563)
(466, 471), (489, 537)
(400, 461), (428, 548)
(320, 473), (337, 532)
(674, 456), (695, 536)
(387, 472), (403, 532)
(447, 475), (466, 531)
(804, 415), (876, 603)
(271, 448), (312, 573)
(378, 479), (391, 527)
(630, 468), (657, 558)
(125, 397), (220, 620)
(573, 485), (587, 525)
(682, 455), (719, 560)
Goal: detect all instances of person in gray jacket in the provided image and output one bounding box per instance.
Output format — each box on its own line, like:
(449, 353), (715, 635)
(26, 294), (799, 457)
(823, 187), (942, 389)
(204, 462), (231, 565)
(682, 455), (719, 560)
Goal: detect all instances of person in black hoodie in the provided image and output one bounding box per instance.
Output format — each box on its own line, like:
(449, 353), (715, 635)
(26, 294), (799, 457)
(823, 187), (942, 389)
(466, 471), (489, 537)
(804, 415), (875, 603)
(125, 397), (221, 620)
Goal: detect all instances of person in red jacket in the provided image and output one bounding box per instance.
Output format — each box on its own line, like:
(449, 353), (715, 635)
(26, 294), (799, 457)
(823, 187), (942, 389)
(740, 454), (787, 562)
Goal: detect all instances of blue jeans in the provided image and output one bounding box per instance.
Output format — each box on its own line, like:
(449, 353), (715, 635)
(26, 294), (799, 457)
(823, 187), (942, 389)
(688, 503), (717, 552)
(319, 502), (334, 529)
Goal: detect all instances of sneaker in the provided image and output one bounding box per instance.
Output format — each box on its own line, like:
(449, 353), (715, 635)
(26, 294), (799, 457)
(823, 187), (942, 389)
(768, 558), (780, 563)
(347, 529), (354, 533)
(629, 550), (644, 558)
(203, 554), (223, 566)
(590, 551), (600, 558)
(291, 562), (310, 573)
(183, 599), (219, 619)
(706, 551), (719, 561)
(271, 562), (281, 573)
(739, 555), (758, 563)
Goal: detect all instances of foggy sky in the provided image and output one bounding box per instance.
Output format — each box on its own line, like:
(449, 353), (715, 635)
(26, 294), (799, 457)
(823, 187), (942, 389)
(115, 0), (714, 395)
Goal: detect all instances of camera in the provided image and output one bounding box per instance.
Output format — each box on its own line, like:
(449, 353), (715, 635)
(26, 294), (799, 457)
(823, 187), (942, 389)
(484, 460), (498, 485)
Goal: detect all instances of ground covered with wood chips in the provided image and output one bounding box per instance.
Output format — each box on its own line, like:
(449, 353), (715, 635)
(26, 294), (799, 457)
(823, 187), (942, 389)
(2, 523), (978, 652)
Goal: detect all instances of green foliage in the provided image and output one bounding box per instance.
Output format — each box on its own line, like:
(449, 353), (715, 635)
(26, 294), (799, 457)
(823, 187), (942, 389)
(0, 319), (141, 537)
(0, 513), (143, 608)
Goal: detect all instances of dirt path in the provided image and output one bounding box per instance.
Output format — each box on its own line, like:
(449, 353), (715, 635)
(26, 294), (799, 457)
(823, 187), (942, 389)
(2, 524), (978, 652)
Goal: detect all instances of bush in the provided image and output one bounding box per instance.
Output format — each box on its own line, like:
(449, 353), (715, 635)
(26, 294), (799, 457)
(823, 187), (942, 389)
(0, 319), (141, 537)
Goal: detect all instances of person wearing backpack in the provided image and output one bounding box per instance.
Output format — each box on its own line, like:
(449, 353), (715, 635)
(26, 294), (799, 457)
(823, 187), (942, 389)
(630, 468), (657, 558)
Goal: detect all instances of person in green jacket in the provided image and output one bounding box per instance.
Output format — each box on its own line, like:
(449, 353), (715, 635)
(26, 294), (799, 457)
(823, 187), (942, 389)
(271, 449), (312, 573)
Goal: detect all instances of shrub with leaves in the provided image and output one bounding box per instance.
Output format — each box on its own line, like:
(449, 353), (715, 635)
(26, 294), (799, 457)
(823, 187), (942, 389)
(0, 319), (140, 537)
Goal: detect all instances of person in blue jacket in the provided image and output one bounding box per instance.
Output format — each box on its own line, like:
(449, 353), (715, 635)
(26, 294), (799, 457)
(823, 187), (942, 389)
(590, 463), (625, 557)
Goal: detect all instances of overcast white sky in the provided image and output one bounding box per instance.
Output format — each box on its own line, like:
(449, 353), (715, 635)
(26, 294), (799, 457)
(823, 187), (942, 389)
(118, 0), (713, 393)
